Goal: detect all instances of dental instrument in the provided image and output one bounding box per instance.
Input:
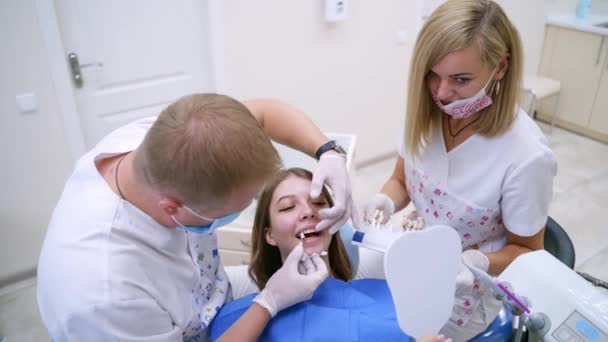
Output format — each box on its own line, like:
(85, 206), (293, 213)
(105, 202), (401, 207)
(465, 263), (531, 315)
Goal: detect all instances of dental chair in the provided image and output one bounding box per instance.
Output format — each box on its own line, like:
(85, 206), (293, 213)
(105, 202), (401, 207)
(543, 216), (575, 269)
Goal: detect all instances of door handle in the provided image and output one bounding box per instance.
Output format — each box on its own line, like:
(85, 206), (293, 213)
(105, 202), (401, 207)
(67, 52), (102, 88)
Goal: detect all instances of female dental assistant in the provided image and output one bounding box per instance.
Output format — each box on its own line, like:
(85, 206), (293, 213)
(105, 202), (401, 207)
(37, 94), (349, 341)
(353, 0), (557, 340)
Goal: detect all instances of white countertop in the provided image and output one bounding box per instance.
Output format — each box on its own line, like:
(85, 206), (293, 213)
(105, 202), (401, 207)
(547, 15), (608, 36)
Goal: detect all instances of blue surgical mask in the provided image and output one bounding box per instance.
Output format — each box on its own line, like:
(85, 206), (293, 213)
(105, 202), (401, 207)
(172, 205), (242, 235)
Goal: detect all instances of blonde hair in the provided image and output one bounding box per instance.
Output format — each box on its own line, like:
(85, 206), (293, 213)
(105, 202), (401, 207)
(248, 168), (353, 290)
(405, 0), (523, 156)
(135, 93), (281, 207)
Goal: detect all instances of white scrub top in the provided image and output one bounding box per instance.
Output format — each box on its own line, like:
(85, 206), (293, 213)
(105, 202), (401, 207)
(37, 117), (230, 342)
(399, 109), (557, 251)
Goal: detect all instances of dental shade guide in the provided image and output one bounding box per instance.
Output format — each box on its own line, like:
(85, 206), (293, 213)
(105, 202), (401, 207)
(353, 211), (427, 253)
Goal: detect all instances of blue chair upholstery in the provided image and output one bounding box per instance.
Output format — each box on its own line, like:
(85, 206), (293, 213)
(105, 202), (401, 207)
(469, 306), (514, 342)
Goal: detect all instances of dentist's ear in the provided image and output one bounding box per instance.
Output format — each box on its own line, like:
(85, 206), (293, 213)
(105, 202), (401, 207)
(264, 227), (278, 246)
(158, 197), (180, 216)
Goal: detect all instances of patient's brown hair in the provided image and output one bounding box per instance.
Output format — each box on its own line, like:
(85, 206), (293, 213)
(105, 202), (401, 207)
(248, 168), (353, 289)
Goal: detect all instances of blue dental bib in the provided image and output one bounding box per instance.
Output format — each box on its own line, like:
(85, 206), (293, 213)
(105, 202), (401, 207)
(210, 278), (412, 341)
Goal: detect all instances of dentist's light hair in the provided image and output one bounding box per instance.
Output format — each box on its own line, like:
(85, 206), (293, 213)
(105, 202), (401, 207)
(249, 168), (353, 290)
(135, 93), (281, 208)
(405, 0), (523, 156)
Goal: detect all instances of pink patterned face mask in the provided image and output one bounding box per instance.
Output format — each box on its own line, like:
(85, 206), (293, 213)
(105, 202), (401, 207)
(432, 68), (497, 119)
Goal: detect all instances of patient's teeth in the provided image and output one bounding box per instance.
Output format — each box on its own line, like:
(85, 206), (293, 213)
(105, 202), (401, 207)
(299, 232), (305, 239)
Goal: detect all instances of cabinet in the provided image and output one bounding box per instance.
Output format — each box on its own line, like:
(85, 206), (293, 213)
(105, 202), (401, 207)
(217, 226), (252, 266)
(589, 61), (608, 135)
(538, 25), (608, 140)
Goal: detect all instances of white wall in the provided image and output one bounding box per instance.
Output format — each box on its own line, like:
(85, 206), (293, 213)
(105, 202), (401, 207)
(221, 0), (415, 164)
(0, 0), (73, 286)
(496, 0), (551, 74)
(220, 0), (561, 163)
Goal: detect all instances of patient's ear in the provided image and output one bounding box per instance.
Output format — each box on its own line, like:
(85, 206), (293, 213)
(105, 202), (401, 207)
(264, 227), (278, 246)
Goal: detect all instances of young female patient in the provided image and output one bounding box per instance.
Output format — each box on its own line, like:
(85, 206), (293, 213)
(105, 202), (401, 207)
(210, 168), (451, 342)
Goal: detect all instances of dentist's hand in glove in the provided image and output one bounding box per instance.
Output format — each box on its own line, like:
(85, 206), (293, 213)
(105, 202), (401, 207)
(311, 152), (352, 234)
(253, 242), (328, 317)
(351, 193), (395, 229)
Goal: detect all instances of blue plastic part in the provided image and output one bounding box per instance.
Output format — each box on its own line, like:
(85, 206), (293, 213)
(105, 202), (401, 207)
(352, 230), (365, 243)
(469, 306), (514, 342)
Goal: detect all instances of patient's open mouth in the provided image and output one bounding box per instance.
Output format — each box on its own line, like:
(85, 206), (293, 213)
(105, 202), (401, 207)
(296, 229), (320, 240)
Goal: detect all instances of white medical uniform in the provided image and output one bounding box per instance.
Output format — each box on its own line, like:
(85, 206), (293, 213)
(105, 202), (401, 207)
(399, 109), (557, 340)
(400, 109), (557, 251)
(37, 117), (230, 342)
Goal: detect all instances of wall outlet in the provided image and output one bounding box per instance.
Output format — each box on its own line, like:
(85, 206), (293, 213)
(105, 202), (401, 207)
(16, 93), (38, 114)
(325, 0), (348, 22)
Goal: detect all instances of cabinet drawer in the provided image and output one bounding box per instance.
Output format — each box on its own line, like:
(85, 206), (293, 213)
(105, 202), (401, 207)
(217, 227), (252, 252)
(219, 249), (250, 266)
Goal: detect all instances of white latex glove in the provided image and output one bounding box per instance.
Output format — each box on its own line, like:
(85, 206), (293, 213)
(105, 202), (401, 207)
(455, 249), (489, 295)
(351, 193), (395, 229)
(253, 243), (328, 317)
(445, 249), (498, 341)
(311, 153), (352, 234)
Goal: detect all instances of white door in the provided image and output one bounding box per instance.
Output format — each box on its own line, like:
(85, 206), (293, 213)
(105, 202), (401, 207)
(55, 0), (216, 147)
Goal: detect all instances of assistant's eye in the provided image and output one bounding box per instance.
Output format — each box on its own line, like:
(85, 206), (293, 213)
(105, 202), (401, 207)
(454, 77), (471, 84)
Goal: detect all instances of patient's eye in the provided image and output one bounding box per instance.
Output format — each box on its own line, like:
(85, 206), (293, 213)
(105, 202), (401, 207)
(278, 205), (295, 212)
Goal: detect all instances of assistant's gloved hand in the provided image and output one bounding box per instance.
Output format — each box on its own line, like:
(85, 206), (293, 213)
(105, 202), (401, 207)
(455, 249), (489, 295)
(253, 243), (328, 317)
(351, 193), (395, 229)
(311, 153), (352, 234)
(443, 249), (499, 341)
